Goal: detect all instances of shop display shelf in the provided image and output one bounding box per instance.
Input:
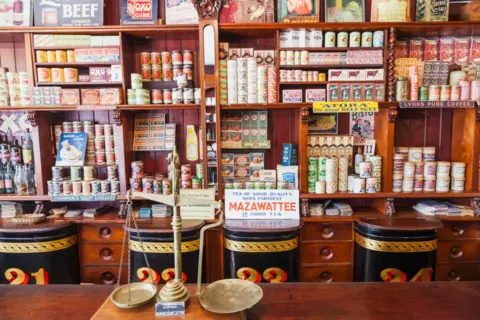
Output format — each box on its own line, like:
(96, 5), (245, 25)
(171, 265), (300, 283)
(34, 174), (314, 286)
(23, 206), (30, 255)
(279, 64), (384, 69)
(300, 191), (480, 199)
(117, 104), (200, 110)
(278, 47), (383, 52)
(36, 82), (123, 86)
(35, 62), (120, 67)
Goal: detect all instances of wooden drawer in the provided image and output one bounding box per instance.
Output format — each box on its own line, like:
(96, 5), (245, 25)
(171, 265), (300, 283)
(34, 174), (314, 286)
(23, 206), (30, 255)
(437, 240), (480, 263)
(80, 243), (127, 265)
(436, 263), (480, 281)
(438, 222), (480, 241)
(302, 222), (352, 241)
(79, 224), (124, 242)
(81, 265), (128, 285)
(301, 242), (352, 264)
(300, 265), (353, 282)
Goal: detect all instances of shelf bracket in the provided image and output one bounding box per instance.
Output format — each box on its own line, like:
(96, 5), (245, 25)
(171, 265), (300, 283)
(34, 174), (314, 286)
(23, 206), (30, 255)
(385, 198), (395, 217)
(118, 200), (127, 218)
(113, 110), (122, 126)
(388, 106), (398, 123)
(27, 111), (37, 127)
(471, 198), (480, 216)
(387, 27), (396, 102)
(33, 201), (44, 214)
(300, 107), (309, 124)
(301, 198), (309, 217)
(193, 0), (223, 19)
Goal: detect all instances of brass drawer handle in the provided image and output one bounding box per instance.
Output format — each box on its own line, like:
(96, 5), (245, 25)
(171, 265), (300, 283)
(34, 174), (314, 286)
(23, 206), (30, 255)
(99, 227), (112, 239)
(450, 245), (463, 259)
(452, 226), (464, 236)
(321, 225), (334, 239)
(99, 248), (113, 261)
(319, 271), (333, 282)
(319, 247), (334, 260)
(101, 271), (115, 284)
(448, 270), (461, 281)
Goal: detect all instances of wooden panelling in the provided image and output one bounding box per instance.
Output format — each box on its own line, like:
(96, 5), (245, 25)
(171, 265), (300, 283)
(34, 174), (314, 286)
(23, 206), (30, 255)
(436, 262), (480, 281)
(80, 224), (124, 242)
(205, 228), (224, 283)
(437, 240), (480, 263)
(302, 222), (353, 241)
(300, 265), (353, 282)
(81, 265), (127, 285)
(80, 243), (127, 265)
(438, 222), (480, 241)
(301, 242), (353, 264)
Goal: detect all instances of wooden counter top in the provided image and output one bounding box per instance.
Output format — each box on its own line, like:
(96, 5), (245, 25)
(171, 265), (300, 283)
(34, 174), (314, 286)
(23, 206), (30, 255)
(1, 282), (479, 320)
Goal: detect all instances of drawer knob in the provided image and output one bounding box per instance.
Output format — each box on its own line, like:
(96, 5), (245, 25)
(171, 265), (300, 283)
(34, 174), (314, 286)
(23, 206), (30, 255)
(99, 227), (112, 239)
(319, 271), (333, 282)
(450, 245), (463, 259)
(99, 248), (113, 261)
(321, 226), (334, 239)
(448, 270), (461, 281)
(452, 226), (464, 236)
(101, 271), (115, 284)
(319, 247), (333, 260)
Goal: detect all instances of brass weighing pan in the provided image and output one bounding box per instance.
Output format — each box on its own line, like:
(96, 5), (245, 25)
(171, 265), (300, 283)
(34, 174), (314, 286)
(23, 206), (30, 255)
(111, 283), (158, 309)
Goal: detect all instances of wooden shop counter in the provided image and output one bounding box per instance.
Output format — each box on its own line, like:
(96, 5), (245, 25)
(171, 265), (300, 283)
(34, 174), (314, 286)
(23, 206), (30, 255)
(1, 282), (480, 320)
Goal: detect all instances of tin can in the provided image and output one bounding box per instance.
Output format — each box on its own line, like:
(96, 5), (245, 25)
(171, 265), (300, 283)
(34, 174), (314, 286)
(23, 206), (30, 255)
(127, 89), (137, 104)
(423, 161), (437, 178)
(361, 32), (373, 47)
(181, 165), (192, 180)
(181, 179), (192, 189)
(86, 152), (96, 165)
(37, 68), (52, 82)
(192, 177), (201, 189)
(194, 88), (201, 104)
(135, 89), (150, 104)
(307, 71), (313, 82)
(286, 70), (295, 82)
(62, 180), (72, 195)
(162, 65), (173, 81)
(285, 51), (294, 65)
(81, 166), (93, 181)
(106, 165), (117, 180)
(301, 51), (309, 65)
(47, 180), (54, 195)
(162, 51), (172, 65)
(419, 86), (428, 101)
(353, 177), (366, 193)
(51, 68), (65, 82)
(131, 73), (143, 89)
(423, 179), (436, 192)
(318, 73), (326, 81)
(183, 88), (194, 104)
(72, 121), (83, 133)
(294, 51), (301, 65)
(366, 177), (377, 193)
(325, 32), (336, 48)
(172, 51), (183, 66)
(142, 176), (153, 193)
(451, 85), (461, 100)
(403, 161), (415, 177)
(67, 50), (75, 62)
(151, 52), (161, 65)
(280, 51), (286, 65)
(94, 136), (105, 150)
(183, 65), (193, 80)
(308, 182), (315, 193)
(440, 85), (451, 101)
(294, 69), (302, 82)
(95, 150), (106, 165)
(172, 88), (183, 104)
(196, 163), (204, 179)
(101, 180), (111, 194)
(162, 179), (172, 195)
(103, 124), (113, 137)
(141, 52), (151, 65)
(152, 89), (163, 104)
(428, 85), (441, 101)
(277, 181), (288, 190)
(436, 161), (451, 177)
(129, 177), (141, 192)
(63, 122), (73, 133)
(36, 50), (47, 63)
(302, 71), (308, 82)
(255, 181), (265, 190)
(70, 167), (82, 181)
(162, 89), (172, 104)
(64, 68), (78, 82)
(359, 161), (372, 178)
(52, 181), (63, 195)
(451, 162), (466, 179)
(396, 77), (409, 101)
(245, 181), (256, 190)
(337, 32), (348, 48)
(72, 180), (82, 195)
(459, 80), (470, 100)
(225, 183), (234, 190)
(153, 179), (162, 194)
(172, 66), (183, 80)
(403, 178), (414, 192)
(152, 64), (162, 81)
(407, 147), (423, 163)
(82, 181), (92, 195)
(55, 50), (67, 62)
(94, 124), (104, 136)
(106, 150), (115, 165)
(111, 180), (120, 195)
(141, 65), (152, 81)
(131, 161), (144, 178)
(183, 50), (193, 65)
(373, 31), (384, 47)
(90, 180), (100, 194)
(52, 166), (63, 181)
(47, 51), (56, 63)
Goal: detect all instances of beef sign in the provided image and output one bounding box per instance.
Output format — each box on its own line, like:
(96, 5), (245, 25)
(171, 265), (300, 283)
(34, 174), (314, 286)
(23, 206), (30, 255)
(34, 0), (103, 27)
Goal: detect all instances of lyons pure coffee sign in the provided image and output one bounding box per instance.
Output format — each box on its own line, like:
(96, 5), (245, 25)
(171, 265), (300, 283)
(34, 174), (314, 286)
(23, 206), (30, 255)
(34, 0), (103, 26)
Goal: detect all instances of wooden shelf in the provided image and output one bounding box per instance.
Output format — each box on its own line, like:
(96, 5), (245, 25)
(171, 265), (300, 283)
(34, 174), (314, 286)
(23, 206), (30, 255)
(221, 102), (396, 110)
(300, 191), (480, 199)
(0, 195), (50, 201)
(37, 82), (123, 86)
(279, 47), (383, 52)
(33, 46), (120, 50)
(279, 81), (385, 85)
(118, 104), (200, 110)
(279, 64), (384, 69)
(35, 62), (120, 67)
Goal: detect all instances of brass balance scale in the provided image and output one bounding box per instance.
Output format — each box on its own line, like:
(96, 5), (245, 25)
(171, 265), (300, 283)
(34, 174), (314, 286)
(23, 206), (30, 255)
(110, 148), (263, 314)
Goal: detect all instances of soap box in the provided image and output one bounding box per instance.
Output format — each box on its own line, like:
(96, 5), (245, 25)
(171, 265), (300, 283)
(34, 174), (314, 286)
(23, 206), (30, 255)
(282, 144), (298, 166)
(306, 89), (326, 102)
(282, 89), (303, 103)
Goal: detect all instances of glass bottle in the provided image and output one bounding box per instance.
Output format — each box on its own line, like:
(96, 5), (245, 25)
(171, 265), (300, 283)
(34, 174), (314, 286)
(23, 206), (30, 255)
(0, 165), (5, 194)
(0, 135), (10, 165)
(10, 138), (22, 167)
(13, 0), (24, 26)
(26, 165), (36, 195)
(4, 163), (15, 194)
(22, 129), (34, 166)
(355, 147), (364, 175)
(15, 164), (27, 196)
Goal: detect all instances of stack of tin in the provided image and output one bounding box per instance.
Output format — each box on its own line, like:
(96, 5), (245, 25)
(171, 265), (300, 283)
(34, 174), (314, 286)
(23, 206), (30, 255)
(267, 66), (278, 103)
(393, 146), (466, 192)
(257, 65), (267, 104)
(0, 71), (31, 107)
(247, 58), (257, 104)
(348, 156), (380, 194)
(227, 60), (237, 104)
(180, 164), (204, 190)
(140, 51), (193, 83)
(237, 58), (248, 104)
(48, 165), (119, 196)
(219, 60), (228, 104)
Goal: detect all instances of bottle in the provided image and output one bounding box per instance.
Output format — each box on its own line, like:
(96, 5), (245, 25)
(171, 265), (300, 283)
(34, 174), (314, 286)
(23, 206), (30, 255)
(206, 129), (213, 141)
(0, 165), (5, 194)
(186, 125), (198, 161)
(4, 163), (14, 194)
(13, 0), (24, 26)
(355, 147), (363, 175)
(26, 165), (36, 195)
(15, 164), (27, 196)
(22, 129), (33, 166)
(10, 138), (22, 166)
(0, 135), (10, 165)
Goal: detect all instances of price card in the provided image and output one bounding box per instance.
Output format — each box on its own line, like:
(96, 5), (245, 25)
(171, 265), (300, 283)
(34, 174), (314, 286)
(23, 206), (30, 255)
(364, 139), (376, 156)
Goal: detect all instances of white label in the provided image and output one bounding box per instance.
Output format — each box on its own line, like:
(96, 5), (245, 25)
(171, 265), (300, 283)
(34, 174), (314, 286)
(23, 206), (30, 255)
(364, 139), (376, 156)
(225, 190), (299, 220)
(180, 189), (216, 219)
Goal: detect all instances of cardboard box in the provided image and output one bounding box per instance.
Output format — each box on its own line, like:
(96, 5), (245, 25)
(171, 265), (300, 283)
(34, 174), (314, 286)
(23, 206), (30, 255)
(60, 89), (80, 105)
(81, 89), (101, 105)
(89, 67), (108, 82)
(100, 88), (123, 105)
(282, 89), (303, 103)
(281, 144), (298, 166)
(306, 89), (326, 102)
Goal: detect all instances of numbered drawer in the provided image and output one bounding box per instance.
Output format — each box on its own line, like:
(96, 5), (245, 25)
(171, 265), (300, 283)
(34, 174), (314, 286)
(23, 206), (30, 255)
(302, 222), (352, 241)
(81, 265), (128, 285)
(436, 263), (480, 281)
(437, 240), (480, 263)
(301, 242), (353, 264)
(300, 265), (353, 282)
(80, 243), (127, 265)
(79, 224), (124, 242)
(438, 222), (480, 241)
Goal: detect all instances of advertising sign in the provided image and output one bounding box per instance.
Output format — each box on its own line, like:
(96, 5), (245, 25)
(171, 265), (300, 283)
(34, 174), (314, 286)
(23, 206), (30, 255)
(34, 0), (103, 27)
(225, 189), (300, 220)
(313, 101), (379, 113)
(180, 188), (216, 220)
(121, 0), (158, 25)
(0, 0), (33, 26)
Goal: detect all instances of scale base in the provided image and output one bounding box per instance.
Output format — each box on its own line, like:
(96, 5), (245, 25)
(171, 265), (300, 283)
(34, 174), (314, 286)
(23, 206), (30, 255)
(155, 279), (190, 315)
(155, 299), (190, 316)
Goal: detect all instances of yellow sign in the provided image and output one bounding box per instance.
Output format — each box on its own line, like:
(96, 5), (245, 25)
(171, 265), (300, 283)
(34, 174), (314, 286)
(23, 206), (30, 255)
(313, 101), (379, 113)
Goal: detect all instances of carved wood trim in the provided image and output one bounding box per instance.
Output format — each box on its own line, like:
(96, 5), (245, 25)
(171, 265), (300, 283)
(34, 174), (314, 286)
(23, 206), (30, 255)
(193, 0), (223, 19)
(300, 107), (309, 124)
(476, 108), (480, 123)
(388, 27), (396, 102)
(388, 106), (398, 123)
(301, 199), (309, 217)
(471, 198), (480, 216)
(27, 111), (37, 127)
(385, 198), (395, 217)
(113, 110), (122, 126)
